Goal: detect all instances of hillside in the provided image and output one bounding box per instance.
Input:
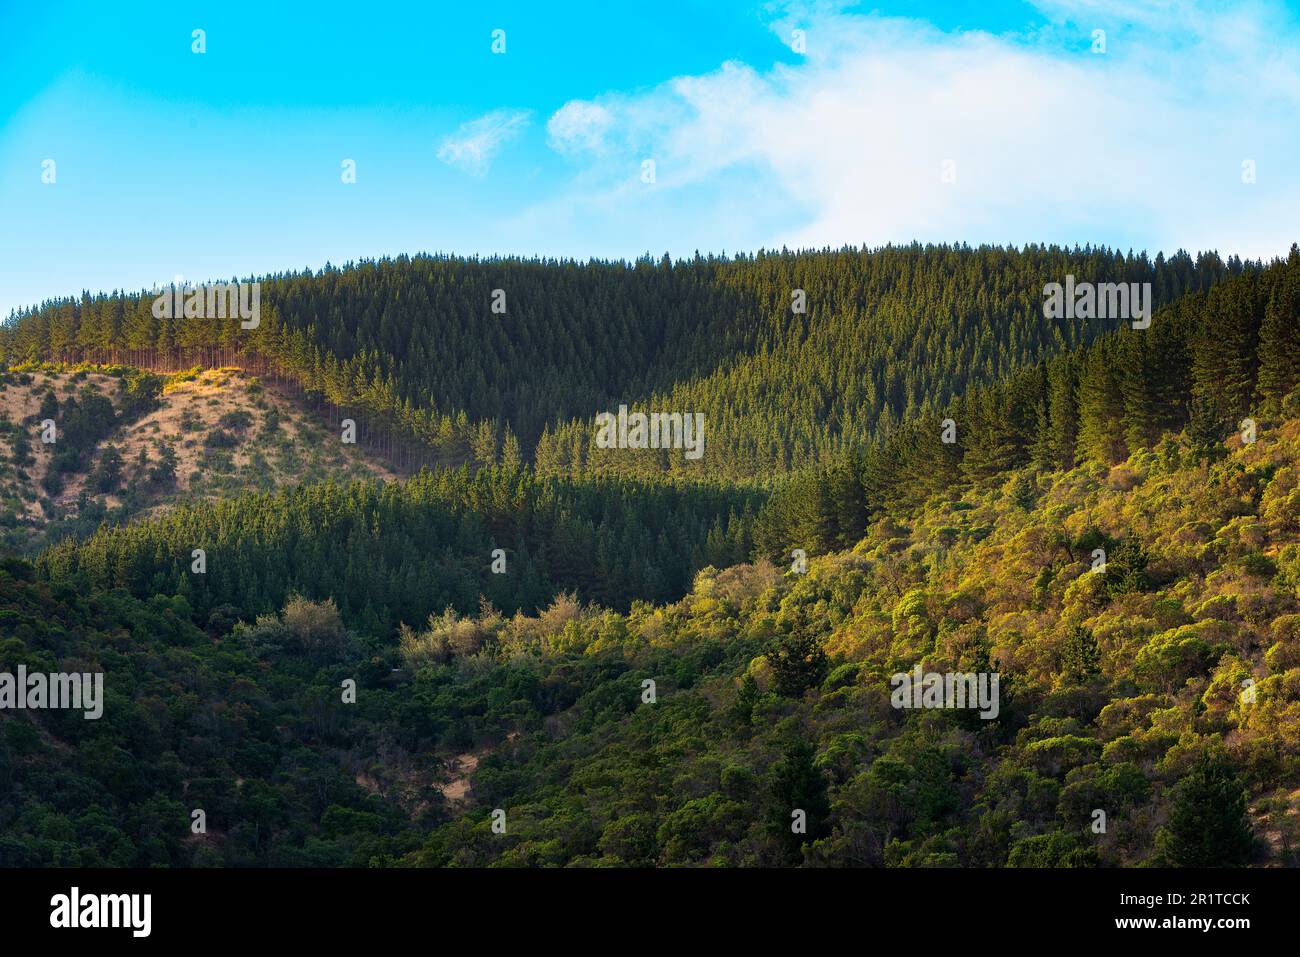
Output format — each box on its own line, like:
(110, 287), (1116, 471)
(389, 410), (1300, 867)
(0, 365), (400, 552)
(5, 402), (1299, 866)
(0, 244), (1241, 479)
(754, 248), (1300, 557)
(1, 243), (1296, 869)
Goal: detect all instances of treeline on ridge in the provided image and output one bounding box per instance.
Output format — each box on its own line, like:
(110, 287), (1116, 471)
(1, 244), (1243, 478)
(754, 246), (1300, 559)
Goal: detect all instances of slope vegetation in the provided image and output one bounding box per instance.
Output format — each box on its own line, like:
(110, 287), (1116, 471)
(2, 244), (1240, 478)
(0, 365), (399, 552)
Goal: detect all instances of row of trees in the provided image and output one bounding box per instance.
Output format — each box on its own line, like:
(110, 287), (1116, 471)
(37, 465), (760, 632)
(754, 247), (1300, 558)
(1, 244), (1244, 478)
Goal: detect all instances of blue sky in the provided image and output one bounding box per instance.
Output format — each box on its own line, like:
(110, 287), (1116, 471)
(3, 0), (1299, 317)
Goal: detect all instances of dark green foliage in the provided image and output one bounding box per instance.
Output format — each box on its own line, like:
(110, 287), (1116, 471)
(1192, 274), (1264, 424)
(1187, 393), (1231, 465)
(217, 409), (254, 432)
(37, 467), (760, 626)
(1156, 754), (1255, 867)
(732, 672), (760, 727)
(203, 428), (239, 450)
(1257, 246), (1300, 407)
(1061, 627), (1100, 684)
(1102, 536), (1150, 597)
(754, 254), (1298, 562)
(1075, 346), (1128, 466)
(768, 625), (828, 697)
(148, 443), (177, 488)
(2, 244), (1233, 479)
(0, 564), (417, 866)
(767, 740), (831, 862)
(92, 444), (123, 493)
(35, 386), (124, 496)
(1007, 831), (1099, 867)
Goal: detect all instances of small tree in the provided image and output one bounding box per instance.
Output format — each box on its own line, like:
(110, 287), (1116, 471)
(1061, 626), (1101, 684)
(769, 625), (827, 697)
(767, 739), (830, 864)
(94, 444), (124, 493)
(732, 672), (759, 727)
(149, 442), (178, 487)
(1187, 394), (1229, 465)
(1156, 753), (1255, 866)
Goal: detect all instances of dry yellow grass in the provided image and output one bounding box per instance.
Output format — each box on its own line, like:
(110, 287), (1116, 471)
(0, 370), (119, 520)
(0, 367), (402, 537)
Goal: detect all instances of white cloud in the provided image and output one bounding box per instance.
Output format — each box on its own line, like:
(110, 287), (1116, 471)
(437, 108), (531, 176)
(531, 0), (1300, 259)
(547, 101), (615, 155)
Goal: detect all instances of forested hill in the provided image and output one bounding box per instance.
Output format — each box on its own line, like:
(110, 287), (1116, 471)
(5, 274), (1300, 866)
(754, 245), (1300, 559)
(36, 467), (761, 632)
(1, 244), (1242, 478)
(10, 246), (1291, 638)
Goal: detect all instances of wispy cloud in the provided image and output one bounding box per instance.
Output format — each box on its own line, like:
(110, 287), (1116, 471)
(437, 108), (532, 176)
(546, 101), (615, 156)
(531, 0), (1300, 259)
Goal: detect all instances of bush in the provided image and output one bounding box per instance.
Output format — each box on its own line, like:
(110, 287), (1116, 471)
(281, 596), (347, 662)
(1008, 831), (1099, 867)
(218, 409), (254, 432)
(204, 428), (238, 449)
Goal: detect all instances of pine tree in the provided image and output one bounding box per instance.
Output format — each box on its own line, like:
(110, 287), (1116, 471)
(1257, 245), (1300, 408)
(1187, 393), (1229, 465)
(1156, 754), (1254, 866)
(1061, 626), (1100, 684)
(94, 444), (124, 493)
(1075, 348), (1127, 465)
(767, 739), (830, 863)
(500, 427), (522, 472)
(732, 673), (759, 727)
(471, 420), (498, 468)
(769, 624), (828, 697)
(1046, 356), (1079, 470)
(149, 442), (178, 488)
(1192, 276), (1262, 423)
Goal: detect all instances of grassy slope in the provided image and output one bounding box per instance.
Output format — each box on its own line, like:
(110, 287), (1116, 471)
(0, 366), (400, 551)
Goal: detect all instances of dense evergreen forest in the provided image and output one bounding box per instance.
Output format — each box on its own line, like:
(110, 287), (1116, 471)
(36, 467), (759, 630)
(755, 247), (1300, 559)
(1, 242), (1297, 868)
(0, 244), (1243, 478)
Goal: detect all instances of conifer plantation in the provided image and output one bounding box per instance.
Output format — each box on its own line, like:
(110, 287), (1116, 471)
(2, 243), (1298, 870)
(1, 244), (1236, 477)
(12, 4), (1300, 947)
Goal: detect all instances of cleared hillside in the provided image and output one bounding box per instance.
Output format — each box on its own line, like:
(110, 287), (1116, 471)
(0, 365), (400, 552)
